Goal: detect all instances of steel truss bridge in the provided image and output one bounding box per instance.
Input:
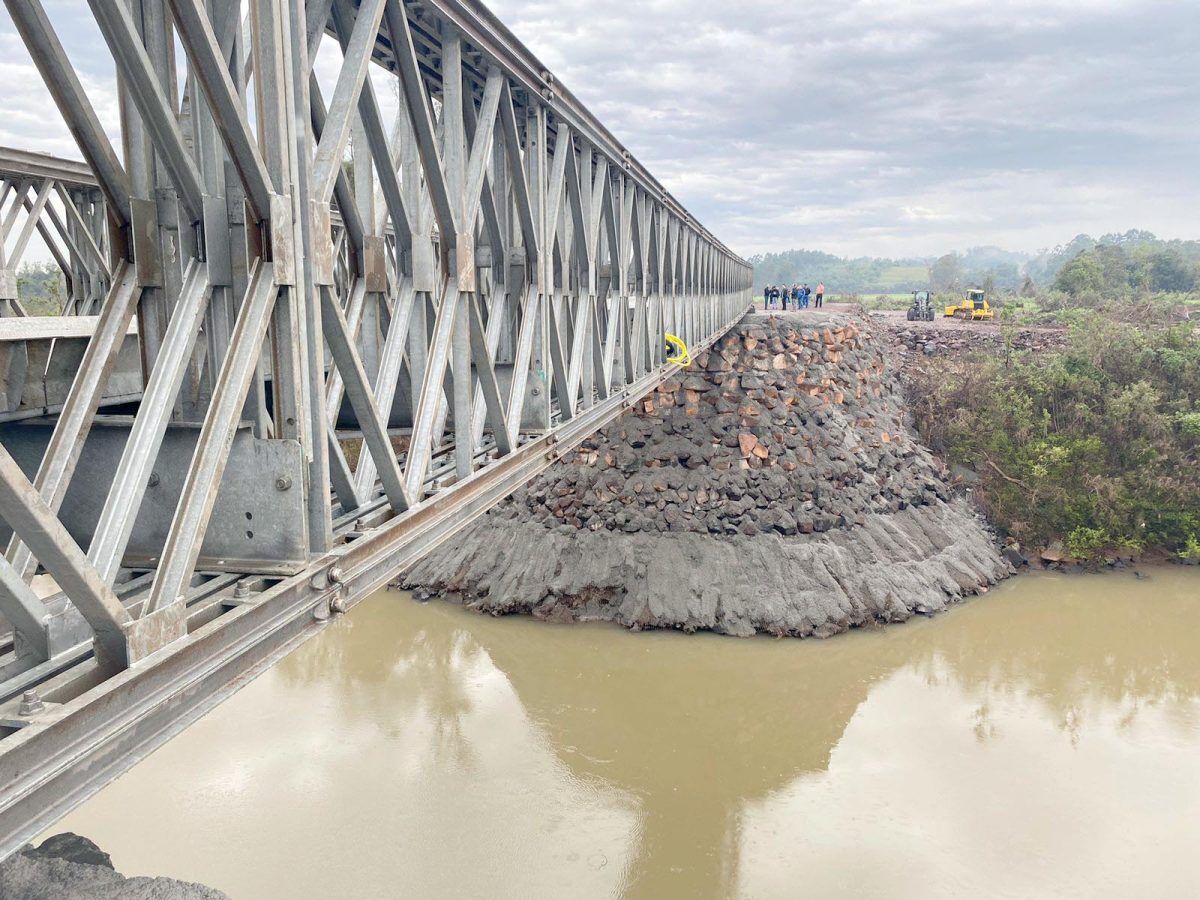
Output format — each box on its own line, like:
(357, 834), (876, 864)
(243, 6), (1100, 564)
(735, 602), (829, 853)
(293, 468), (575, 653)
(0, 0), (751, 854)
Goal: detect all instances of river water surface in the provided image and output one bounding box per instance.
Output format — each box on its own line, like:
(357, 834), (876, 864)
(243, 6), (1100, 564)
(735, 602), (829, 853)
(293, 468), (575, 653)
(48, 569), (1200, 898)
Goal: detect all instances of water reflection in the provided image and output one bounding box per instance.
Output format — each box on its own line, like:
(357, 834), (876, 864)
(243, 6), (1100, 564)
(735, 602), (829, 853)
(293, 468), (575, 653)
(281, 616), (482, 767)
(50, 569), (1200, 898)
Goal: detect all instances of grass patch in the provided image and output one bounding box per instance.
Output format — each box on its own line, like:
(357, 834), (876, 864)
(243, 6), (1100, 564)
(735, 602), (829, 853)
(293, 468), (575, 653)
(875, 266), (928, 290)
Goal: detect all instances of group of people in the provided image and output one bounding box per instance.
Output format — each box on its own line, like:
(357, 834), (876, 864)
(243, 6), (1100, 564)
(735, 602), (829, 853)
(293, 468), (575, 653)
(762, 282), (824, 311)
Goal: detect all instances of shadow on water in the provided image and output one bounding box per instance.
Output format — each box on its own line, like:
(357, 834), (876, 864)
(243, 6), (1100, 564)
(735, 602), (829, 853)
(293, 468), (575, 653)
(278, 617), (483, 770)
(267, 568), (1200, 898)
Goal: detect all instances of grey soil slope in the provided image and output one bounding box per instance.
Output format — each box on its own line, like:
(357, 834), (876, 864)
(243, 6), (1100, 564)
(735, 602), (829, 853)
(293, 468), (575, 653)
(404, 311), (1011, 636)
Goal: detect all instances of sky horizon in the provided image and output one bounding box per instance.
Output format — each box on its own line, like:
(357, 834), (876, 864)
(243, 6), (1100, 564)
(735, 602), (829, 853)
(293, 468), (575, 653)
(1, 0), (1197, 264)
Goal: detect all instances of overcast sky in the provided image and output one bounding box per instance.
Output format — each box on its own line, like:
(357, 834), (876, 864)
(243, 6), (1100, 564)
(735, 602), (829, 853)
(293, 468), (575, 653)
(2, 0), (1197, 261)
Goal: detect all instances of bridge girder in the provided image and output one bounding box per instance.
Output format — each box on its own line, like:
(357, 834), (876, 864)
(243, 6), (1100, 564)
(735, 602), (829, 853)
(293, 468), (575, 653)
(0, 0), (753, 856)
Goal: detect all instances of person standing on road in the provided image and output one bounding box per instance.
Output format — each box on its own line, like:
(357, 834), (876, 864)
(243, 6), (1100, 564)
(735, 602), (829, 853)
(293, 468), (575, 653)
(815, 282), (825, 308)
(763, 284), (770, 308)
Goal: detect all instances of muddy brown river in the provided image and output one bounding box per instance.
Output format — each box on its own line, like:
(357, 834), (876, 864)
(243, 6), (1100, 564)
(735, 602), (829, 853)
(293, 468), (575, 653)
(46, 568), (1200, 898)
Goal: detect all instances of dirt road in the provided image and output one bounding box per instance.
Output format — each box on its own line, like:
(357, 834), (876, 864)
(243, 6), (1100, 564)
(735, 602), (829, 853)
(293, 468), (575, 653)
(753, 302), (1066, 336)
(866, 307), (1066, 336)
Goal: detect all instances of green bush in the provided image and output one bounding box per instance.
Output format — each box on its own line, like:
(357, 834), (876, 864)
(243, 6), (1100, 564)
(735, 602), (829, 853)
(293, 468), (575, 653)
(1181, 535), (1200, 561)
(909, 317), (1200, 557)
(1175, 411), (1200, 440)
(1066, 527), (1111, 561)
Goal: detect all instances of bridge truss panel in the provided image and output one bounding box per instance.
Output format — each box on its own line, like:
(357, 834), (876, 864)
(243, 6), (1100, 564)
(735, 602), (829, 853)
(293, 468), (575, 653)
(0, 147), (115, 317)
(0, 0), (753, 856)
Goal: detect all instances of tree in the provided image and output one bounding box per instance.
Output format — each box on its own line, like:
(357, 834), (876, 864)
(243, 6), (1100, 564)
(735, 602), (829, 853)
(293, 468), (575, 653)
(929, 253), (961, 292)
(1095, 244), (1131, 295)
(991, 262), (1020, 289)
(16, 262), (66, 315)
(1026, 233), (1098, 285)
(1146, 249), (1196, 292)
(1100, 229), (1158, 247)
(1054, 252), (1104, 296)
(1052, 245), (1134, 298)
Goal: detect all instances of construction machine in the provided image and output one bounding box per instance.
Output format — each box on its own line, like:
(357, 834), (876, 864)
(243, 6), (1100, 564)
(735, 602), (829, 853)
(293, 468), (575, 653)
(944, 289), (994, 321)
(907, 290), (936, 321)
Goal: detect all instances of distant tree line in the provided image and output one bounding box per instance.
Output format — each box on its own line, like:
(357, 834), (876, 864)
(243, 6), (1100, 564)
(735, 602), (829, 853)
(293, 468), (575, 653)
(1025, 230), (1199, 285)
(751, 230), (1200, 299)
(750, 246), (1025, 295)
(1053, 242), (1198, 297)
(747, 249), (919, 294)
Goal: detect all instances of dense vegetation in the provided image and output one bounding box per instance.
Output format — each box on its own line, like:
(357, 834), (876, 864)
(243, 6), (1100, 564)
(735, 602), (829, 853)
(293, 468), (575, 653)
(15, 262), (66, 315)
(1053, 242), (1197, 296)
(752, 230), (1200, 299)
(1030, 230), (1200, 288)
(909, 319), (1200, 562)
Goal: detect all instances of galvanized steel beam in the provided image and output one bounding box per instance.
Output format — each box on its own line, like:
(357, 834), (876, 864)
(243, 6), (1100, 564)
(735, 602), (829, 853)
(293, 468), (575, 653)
(0, 0), (754, 857)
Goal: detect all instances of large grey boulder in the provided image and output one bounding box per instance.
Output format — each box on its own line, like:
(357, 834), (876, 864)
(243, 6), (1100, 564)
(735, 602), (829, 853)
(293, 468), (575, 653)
(0, 833), (228, 900)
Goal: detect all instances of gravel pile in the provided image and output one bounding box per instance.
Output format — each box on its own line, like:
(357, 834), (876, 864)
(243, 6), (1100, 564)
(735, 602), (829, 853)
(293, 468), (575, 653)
(877, 320), (1069, 359)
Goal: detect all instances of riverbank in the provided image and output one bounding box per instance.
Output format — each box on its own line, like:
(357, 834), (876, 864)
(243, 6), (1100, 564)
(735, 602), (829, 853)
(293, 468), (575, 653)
(403, 311), (1011, 636)
(887, 311), (1200, 565)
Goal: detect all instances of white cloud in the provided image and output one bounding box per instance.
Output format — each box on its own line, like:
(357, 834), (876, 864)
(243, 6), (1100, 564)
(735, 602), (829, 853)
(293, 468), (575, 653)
(1, 0), (1196, 262)
(487, 0), (1200, 257)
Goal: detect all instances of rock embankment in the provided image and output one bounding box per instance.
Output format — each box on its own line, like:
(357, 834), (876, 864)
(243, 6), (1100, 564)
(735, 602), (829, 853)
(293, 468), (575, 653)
(0, 832), (228, 899)
(403, 312), (1011, 637)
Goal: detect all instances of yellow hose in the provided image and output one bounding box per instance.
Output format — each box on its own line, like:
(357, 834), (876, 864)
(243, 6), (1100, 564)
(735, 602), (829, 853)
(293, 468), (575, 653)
(664, 333), (691, 366)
